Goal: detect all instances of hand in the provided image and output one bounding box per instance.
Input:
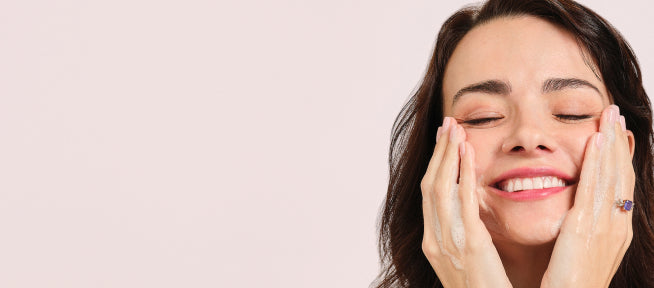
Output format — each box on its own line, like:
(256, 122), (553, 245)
(541, 105), (635, 288)
(421, 117), (513, 288)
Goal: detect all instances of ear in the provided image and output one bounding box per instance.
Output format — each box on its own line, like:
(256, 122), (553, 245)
(626, 130), (635, 159)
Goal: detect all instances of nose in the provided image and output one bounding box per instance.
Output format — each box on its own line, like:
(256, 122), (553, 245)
(501, 114), (556, 155)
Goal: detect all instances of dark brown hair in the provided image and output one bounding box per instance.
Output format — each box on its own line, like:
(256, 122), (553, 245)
(372, 0), (654, 287)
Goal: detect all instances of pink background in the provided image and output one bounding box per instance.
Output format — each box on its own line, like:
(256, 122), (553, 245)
(0, 0), (652, 287)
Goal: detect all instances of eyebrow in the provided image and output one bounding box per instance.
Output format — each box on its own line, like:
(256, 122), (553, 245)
(452, 77), (602, 106)
(542, 77), (601, 95)
(452, 80), (511, 104)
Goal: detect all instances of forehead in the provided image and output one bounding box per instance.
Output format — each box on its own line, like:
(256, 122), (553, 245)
(442, 16), (608, 111)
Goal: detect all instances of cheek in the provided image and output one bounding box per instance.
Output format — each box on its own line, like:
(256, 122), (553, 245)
(464, 129), (502, 176)
(551, 122), (599, 166)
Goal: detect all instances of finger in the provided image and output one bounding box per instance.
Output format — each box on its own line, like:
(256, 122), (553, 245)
(421, 118), (455, 257)
(422, 117), (454, 190)
(570, 132), (601, 231)
(613, 119), (635, 261)
(573, 130), (601, 210)
(597, 106), (619, 226)
(434, 123), (465, 254)
(612, 119), (634, 215)
(615, 128), (635, 202)
(436, 123), (465, 188)
(449, 140), (472, 255)
(459, 141), (477, 220)
(458, 141), (487, 242)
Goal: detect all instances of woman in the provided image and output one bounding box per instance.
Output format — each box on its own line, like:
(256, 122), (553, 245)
(373, 0), (654, 287)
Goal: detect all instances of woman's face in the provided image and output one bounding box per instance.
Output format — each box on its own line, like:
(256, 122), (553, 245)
(442, 16), (611, 246)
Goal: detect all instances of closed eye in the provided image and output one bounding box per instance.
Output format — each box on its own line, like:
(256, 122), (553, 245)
(462, 117), (503, 125)
(554, 114), (592, 121)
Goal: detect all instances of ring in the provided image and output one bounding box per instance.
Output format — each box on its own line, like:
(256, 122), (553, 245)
(616, 199), (634, 211)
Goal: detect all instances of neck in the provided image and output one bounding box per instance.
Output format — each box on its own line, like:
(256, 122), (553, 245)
(494, 240), (555, 288)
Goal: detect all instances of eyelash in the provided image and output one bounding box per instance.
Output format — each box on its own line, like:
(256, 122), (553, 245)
(554, 114), (593, 121)
(463, 117), (503, 125)
(462, 114), (592, 126)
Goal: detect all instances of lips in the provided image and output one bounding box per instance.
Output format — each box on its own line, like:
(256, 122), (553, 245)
(490, 167), (576, 201)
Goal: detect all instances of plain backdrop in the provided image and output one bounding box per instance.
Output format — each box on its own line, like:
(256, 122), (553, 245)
(0, 0), (652, 287)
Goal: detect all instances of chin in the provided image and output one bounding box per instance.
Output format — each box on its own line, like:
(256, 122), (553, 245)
(480, 187), (574, 246)
(495, 220), (563, 246)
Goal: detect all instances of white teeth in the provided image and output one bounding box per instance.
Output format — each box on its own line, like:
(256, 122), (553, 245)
(533, 177), (543, 189)
(500, 176), (567, 192)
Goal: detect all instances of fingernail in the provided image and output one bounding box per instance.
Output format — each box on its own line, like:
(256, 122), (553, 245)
(612, 104), (620, 114)
(619, 115), (626, 131)
(443, 117), (451, 129)
(595, 132), (603, 148)
(459, 142), (466, 157)
(608, 108), (617, 125)
(436, 126), (443, 141)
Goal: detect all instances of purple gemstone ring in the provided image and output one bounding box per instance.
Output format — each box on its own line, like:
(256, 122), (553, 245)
(616, 199), (634, 212)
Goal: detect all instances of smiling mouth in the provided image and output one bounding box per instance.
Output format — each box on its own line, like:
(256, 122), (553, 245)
(494, 176), (569, 193)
